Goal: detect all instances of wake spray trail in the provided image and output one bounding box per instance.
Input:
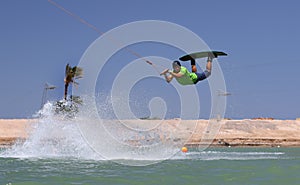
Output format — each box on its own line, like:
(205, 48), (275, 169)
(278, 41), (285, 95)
(0, 102), (99, 159)
(0, 96), (180, 162)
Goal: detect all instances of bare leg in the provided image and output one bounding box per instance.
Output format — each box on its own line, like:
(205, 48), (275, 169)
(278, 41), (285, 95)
(206, 55), (215, 72)
(206, 57), (213, 72)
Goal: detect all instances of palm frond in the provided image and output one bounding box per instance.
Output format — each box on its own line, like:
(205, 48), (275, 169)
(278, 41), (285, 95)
(73, 67), (83, 78)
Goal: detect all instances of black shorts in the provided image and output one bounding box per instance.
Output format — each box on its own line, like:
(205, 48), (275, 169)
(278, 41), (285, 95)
(194, 70), (211, 84)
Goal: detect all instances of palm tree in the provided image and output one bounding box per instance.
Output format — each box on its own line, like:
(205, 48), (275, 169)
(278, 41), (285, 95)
(64, 64), (83, 100)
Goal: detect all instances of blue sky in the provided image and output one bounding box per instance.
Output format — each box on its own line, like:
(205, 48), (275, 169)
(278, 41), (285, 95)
(0, 0), (300, 119)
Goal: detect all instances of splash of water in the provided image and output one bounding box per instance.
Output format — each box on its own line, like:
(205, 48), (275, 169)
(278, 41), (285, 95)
(1, 102), (99, 159)
(0, 96), (185, 165)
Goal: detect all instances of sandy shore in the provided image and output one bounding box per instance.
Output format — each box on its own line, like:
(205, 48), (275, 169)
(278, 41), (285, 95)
(1, 119), (300, 148)
(0, 119), (38, 148)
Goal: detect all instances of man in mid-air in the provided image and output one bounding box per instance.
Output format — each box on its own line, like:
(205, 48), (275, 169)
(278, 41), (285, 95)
(161, 55), (214, 85)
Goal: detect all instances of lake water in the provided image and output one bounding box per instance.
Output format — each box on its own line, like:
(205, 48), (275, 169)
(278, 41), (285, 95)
(1, 147), (300, 185)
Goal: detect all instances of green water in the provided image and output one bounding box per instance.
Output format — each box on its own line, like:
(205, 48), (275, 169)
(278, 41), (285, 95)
(1, 148), (300, 185)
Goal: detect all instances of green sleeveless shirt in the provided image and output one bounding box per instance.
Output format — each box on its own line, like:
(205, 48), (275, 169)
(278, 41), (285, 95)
(174, 66), (197, 85)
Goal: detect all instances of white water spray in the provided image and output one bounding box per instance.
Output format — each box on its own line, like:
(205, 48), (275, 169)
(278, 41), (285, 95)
(1, 102), (99, 159)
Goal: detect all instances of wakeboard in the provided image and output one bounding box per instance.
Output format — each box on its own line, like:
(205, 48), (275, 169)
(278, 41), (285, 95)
(179, 51), (227, 61)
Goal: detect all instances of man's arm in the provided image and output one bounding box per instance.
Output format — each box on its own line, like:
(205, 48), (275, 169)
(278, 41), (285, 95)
(161, 69), (183, 83)
(169, 71), (184, 78)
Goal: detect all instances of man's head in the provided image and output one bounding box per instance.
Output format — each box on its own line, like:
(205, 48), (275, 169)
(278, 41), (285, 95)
(172, 61), (181, 73)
